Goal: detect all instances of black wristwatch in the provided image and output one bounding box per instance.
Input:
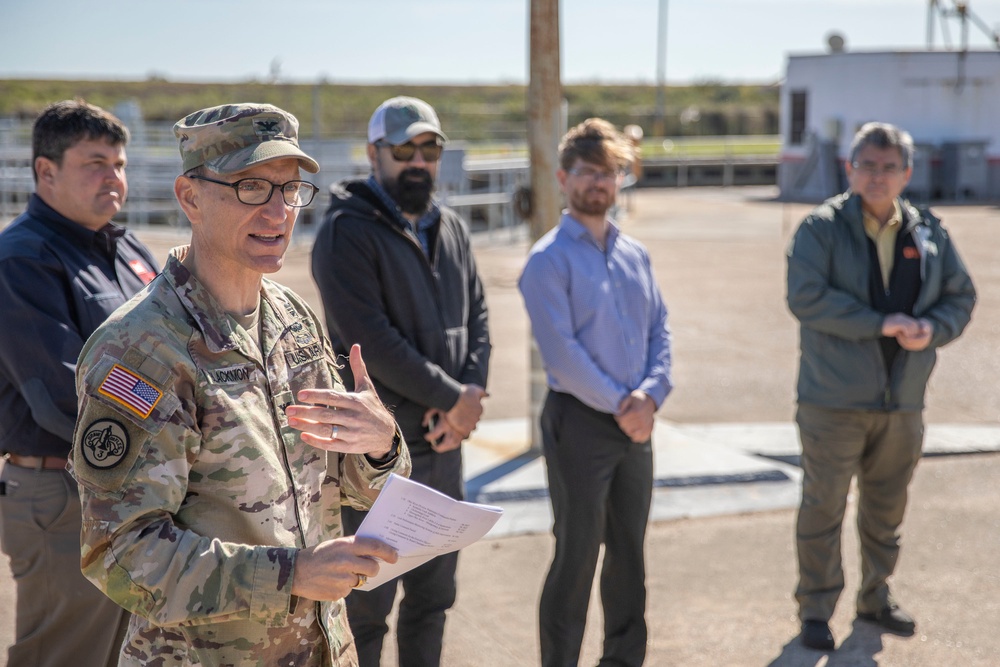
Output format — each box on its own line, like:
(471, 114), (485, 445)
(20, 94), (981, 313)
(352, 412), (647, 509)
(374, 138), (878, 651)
(366, 426), (401, 467)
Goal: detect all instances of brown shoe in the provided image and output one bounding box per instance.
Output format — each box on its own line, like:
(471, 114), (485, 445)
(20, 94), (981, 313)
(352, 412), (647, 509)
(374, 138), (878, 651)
(857, 604), (916, 635)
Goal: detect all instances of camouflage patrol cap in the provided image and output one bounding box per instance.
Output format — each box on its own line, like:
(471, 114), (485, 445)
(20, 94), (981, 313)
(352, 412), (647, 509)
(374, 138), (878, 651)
(174, 103), (319, 175)
(367, 96), (447, 145)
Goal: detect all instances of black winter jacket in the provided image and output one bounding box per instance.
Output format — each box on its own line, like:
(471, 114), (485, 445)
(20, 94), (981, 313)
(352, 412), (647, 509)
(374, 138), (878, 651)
(0, 195), (160, 456)
(311, 180), (491, 453)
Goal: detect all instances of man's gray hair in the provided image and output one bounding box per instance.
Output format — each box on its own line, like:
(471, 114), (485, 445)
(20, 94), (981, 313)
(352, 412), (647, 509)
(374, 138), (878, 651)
(849, 122), (914, 169)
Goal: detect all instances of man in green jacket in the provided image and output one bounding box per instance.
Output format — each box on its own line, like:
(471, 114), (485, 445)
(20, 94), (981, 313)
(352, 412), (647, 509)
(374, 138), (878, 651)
(786, 121), (975, 651)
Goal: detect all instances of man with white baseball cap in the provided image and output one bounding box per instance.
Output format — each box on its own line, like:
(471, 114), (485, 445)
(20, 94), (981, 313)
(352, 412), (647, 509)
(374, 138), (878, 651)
(368, 96), (449, 146)
(312, 97), (491, 667)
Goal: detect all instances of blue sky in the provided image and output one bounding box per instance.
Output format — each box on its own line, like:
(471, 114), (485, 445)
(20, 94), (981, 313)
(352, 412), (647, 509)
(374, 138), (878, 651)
(3, 1), (999, 84)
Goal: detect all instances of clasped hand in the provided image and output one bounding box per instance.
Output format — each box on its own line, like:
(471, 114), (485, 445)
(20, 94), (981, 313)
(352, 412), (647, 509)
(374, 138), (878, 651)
(882, 313), (933, 352)
(616, 390), (656, 443)
(422, 384), (488, 452)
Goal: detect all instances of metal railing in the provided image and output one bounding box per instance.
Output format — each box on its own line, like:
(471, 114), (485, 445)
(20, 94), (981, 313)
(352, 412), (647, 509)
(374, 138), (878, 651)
(0, 119), (530, 237)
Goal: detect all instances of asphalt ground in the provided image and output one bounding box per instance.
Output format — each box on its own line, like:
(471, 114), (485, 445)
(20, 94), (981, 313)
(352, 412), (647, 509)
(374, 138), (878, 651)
(3, 186), (1000, 665)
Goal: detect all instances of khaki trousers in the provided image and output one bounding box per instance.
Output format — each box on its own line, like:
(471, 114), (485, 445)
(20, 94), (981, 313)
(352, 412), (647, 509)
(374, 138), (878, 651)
(794, 404), (923, 622)
(0, 462), (128, 667)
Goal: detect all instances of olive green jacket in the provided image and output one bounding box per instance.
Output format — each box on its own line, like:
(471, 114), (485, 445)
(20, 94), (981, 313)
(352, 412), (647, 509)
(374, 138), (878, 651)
(786, 193), (975, 411)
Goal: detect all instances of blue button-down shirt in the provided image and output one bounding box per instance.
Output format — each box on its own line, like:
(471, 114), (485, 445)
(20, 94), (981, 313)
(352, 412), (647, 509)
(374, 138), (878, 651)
(518, 213), (672, 415)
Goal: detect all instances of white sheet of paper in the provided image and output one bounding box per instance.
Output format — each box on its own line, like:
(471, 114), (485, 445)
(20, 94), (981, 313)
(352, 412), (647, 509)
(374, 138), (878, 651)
(353, 473), (503, 591)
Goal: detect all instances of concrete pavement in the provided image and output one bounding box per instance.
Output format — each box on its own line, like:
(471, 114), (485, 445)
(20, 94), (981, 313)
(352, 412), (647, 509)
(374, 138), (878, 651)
(462, 419), (1000, 539)
(444, 452), (1000, 667)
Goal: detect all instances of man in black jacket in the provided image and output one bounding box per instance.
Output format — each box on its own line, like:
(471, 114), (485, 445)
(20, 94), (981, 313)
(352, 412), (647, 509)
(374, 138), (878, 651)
(311, 96), (491, 667)
(0, 100), (160, 667)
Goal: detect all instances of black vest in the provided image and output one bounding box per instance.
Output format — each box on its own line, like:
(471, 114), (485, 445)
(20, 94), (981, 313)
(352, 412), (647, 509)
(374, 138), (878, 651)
(867, 222), (922, 372)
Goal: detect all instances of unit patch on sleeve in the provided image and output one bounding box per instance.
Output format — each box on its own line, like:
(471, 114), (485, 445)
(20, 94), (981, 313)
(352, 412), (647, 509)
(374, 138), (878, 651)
(80, 419), (130, 469)
(98, 364), (163, 419)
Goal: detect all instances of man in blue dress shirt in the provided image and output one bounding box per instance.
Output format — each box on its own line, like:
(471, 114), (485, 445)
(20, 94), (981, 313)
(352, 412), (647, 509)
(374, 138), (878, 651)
(519, 118), (672, 667)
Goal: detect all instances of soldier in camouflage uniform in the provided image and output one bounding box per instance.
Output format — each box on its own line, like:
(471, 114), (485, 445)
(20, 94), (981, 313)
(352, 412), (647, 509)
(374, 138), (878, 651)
(70, 103), (411, 666)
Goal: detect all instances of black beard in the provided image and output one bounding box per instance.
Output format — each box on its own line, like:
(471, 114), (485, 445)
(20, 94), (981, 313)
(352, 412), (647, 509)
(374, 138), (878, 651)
(385, 167), (434, 214)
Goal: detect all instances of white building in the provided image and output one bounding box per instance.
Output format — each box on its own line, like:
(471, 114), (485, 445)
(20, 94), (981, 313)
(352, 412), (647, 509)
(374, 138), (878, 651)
(778, 50), (1000, 201)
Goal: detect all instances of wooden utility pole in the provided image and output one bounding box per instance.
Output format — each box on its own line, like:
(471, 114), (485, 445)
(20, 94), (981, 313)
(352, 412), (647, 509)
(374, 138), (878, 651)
(527, 0), (562, 449)
(654, 0), (669, 136)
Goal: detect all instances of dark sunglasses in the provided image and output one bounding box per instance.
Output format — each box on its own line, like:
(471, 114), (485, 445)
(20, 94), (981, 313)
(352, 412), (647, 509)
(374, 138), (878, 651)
(376, 140), (444, 163)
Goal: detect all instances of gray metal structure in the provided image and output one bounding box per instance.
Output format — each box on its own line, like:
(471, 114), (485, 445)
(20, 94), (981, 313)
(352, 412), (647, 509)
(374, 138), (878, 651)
(0, 118), (529, 236)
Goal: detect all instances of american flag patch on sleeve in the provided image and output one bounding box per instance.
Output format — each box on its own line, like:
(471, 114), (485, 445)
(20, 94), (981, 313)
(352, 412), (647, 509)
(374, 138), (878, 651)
(98, 364), (163, 419)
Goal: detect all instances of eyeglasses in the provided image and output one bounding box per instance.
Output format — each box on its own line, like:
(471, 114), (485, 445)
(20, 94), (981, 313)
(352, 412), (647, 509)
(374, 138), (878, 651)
(188, 174), (319, 208)
(376, 140), (444, 163)
(851, 161), (905, 177)
(567, 167), (621, 183)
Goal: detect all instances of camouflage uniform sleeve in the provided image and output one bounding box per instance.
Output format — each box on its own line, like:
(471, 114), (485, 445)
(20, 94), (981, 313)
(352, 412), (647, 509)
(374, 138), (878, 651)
(71, 343), (296, 629)
(297, 298), (412, 513)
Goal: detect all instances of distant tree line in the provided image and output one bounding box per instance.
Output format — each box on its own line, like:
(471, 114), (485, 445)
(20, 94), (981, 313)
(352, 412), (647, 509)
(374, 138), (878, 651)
(0, 79), (779, 141)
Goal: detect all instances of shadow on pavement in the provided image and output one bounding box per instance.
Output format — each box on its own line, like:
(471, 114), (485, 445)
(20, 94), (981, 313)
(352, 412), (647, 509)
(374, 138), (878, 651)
(767, 619), (897, 667)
